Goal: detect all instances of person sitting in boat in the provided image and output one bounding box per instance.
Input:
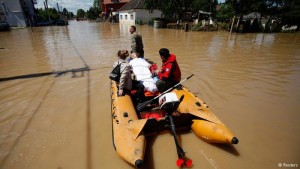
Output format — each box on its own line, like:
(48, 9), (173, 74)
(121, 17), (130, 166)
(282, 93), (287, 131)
(155, 48), (181, 93)
(113, 49), (145, 101)
(129, 51), (158, 95)
(113, 50), (132, 96)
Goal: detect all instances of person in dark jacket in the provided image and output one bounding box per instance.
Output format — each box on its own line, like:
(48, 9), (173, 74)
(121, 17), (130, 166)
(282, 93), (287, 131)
(155, 48), (181, 92)
(129, 25), (144, 58)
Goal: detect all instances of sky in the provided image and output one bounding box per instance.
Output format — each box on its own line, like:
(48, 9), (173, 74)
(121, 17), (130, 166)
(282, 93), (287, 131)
(35, 0), (226, 14)
(35, 0), (94, 14)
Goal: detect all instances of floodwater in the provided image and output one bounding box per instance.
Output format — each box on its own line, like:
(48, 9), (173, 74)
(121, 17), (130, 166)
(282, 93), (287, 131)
(0, 21), (299, 169)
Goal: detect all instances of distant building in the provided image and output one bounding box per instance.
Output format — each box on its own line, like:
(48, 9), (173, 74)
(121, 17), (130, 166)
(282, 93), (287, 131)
(118, 0), (162, 25)
(0, 0), (36, 27)
(101, 0), (129, 17)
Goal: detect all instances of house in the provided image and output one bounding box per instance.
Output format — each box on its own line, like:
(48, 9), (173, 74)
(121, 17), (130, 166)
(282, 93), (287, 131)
(100, 0), (129, 19)
(0, 0), (36, 27)
(118, 0), (162, 25)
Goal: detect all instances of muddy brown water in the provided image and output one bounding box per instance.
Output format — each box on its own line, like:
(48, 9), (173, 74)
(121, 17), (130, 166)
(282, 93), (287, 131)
(0, 21), (299, 169)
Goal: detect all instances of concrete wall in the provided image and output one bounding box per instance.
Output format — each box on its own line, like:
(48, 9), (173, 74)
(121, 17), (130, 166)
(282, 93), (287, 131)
(119, 9), (162, 25)
(135, 9), (162, 24)
(119, 10), (135, 25)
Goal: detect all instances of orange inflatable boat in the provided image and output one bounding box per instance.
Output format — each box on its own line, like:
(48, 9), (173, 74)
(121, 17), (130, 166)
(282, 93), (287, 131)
(110, 77), (238, 168)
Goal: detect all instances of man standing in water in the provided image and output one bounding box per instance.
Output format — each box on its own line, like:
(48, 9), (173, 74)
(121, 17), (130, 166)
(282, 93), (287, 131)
(129, 25), (144, 58)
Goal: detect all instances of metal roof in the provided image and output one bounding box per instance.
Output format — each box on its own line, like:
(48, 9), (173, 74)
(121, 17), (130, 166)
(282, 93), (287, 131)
(119, 0), (146, 11)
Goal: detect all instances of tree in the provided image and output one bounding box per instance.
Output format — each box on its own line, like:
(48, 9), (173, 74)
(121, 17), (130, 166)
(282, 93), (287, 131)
(143, 0), (300, 32)
(93, 0), (100, 8)
(192, 0), (218, 14)
(77, 9), (86, 18)
(62, 8), (68, 16)
(216, 3), (235, 22)
(35, 7), (59, 22)
(281, 0), (300, 29)
(144, 0), (193, 19)
(144, 0), (221, 21)
(35, 8), (48, 21)
(87, 6), (101, 19)
(48, 8), (59, 20)
(68, 12), (74, 18)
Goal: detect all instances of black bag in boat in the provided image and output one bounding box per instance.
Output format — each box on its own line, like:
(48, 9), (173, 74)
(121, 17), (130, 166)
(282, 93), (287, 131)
(109, 63), (121, 82)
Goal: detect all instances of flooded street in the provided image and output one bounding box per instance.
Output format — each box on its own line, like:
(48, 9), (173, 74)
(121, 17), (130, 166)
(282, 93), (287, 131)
(0, 21), (300, 169)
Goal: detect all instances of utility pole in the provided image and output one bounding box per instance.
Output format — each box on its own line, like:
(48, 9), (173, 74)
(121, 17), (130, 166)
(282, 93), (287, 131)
(210, 0), (212, 13)
(57, 2), (62, 20)
(57, 3), (60, 13)
(1, 2), (8, 22)
(44, 0), (51, 25)
(1, 2), (8, 14)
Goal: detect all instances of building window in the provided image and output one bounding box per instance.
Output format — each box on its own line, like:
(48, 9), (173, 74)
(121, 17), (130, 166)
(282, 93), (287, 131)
(130, 14), (133, 20)
(120, 15), (123, 20)
(125, 15), (127, 20)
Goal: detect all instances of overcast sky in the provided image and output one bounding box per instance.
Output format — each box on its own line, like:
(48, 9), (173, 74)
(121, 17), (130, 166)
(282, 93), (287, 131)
(35, 0), (225, 14)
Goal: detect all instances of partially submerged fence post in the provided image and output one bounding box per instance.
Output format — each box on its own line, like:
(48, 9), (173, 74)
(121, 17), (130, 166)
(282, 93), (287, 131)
(184, 23), (189, 32)
(230, 16), (235, 34)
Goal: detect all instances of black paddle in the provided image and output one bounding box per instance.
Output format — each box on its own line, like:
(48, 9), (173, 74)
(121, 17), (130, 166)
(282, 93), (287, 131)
(136, 74), (194, 112)
(165, 95), (192, 168)
(166, 113), (185, 158)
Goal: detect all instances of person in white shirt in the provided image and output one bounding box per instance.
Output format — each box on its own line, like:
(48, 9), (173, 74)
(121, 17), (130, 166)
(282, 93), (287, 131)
(129, 52), (158, 93)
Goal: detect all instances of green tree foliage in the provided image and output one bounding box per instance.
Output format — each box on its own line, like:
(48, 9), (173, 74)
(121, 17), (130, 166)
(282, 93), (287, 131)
(85, 0), (102, 19)
(69, 12), (74, 18)
(192, 0), (209, 12)
(144, 0), (220, 20)
(77, 9), (86, 18)
(62, 8), (68, 16)
(225, 0), (300, 31)
(192, 0), (218, 14)
(144, 0), (193, 19)
(144, 0), (300, 31)
(61, 8), (74, 19)
(35, 7), (59, 21)
(281, 0), (300, 29)
(87, 7), (101, 19)
(48, 8), (59, 20)
(35, 8), (48, 21)
(216, 4), (235, 22)
(35, 7), (73, 22)
(93, 0), (100, 8)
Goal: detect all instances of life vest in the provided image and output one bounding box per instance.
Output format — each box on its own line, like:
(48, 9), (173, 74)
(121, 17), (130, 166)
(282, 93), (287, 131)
(158, 54), (181, 83)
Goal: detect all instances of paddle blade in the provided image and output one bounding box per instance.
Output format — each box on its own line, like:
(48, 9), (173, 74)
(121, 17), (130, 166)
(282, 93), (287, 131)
(184, 159), (193, 168)
(176, 158), (193, 168)
(176, 158), (184, 167)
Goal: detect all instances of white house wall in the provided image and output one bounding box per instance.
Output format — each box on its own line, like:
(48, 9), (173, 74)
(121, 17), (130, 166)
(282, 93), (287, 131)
(119, 10), (135, 25)
(135, 9), (162, 24)
(119, 9), (162, 25)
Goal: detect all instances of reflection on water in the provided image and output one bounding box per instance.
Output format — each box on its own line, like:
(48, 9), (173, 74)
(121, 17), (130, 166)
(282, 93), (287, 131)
(0, 21), (300, 169)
